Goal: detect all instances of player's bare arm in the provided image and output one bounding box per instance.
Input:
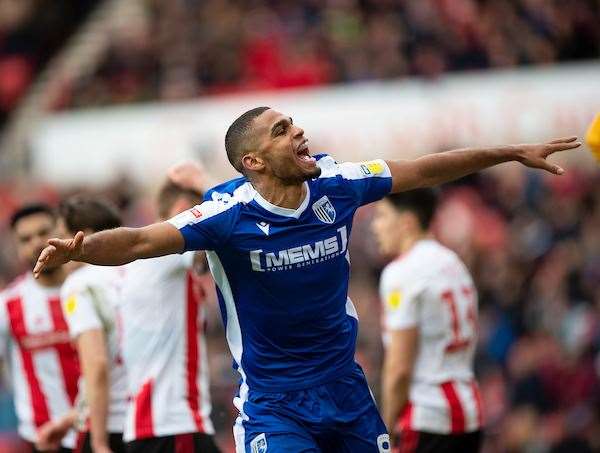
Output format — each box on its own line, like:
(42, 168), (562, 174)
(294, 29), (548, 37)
(382, 327), (418, 436)
(386, 136), (581, 193)
(77, 329), (111, 452)
(33, 222), (184, 277)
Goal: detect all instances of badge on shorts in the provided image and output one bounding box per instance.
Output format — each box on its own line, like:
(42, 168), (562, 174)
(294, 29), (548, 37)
(251, 433), (267, 453)
(377, 434), (391, 452)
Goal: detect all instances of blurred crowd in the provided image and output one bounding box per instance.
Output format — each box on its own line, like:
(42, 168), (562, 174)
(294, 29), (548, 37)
(55, 0), (600, 109)
(0, 0), (99, 128)
(1, 0), (600, 451)
(1, 0), (599, 123)
(1, 162), (599, 451)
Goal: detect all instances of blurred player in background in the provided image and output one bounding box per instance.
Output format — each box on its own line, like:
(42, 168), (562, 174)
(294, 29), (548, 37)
(33, 106), (580, 452)
(36, 196), (127, 453)
(373, 189), (482, 453)
(0, 204), (80, 452)
(118, 163), (220, 453)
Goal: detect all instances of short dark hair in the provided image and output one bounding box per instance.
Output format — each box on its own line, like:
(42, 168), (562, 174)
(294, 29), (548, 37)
(10, 203), (56, 230)
(157, 181), (203, 219)
(385, 188), (439, 230)
(59, 195), (122, 234)
(225, 106), (270, 173)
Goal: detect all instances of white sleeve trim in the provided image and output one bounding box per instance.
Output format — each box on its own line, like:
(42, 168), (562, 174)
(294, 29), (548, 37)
(167, 181), (254, 230)
(318, 157), (391, 180)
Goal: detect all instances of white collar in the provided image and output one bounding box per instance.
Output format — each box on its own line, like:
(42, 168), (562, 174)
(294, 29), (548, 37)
(253, 182), (311, 219)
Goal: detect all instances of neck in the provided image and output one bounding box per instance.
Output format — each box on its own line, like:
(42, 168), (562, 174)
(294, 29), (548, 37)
(398, 231), (429, 255)
(35, 266), (67, 287)
(251, 176), (306, 210)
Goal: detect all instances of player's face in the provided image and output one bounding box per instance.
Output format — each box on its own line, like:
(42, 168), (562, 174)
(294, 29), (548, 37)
(371, 200), (406, 256)
(13, 213), (59, 271)
(251, 109), (321, 183)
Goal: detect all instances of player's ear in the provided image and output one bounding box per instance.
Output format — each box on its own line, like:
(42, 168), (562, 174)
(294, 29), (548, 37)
(241, 153), (265, 173)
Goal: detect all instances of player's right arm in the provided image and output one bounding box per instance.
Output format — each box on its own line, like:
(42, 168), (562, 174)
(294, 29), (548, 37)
(33, 222), (182, 277)
(34, 200), (237, 277)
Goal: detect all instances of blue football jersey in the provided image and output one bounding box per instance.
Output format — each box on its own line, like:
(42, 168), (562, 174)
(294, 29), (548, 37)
(168, 155), (392, 392)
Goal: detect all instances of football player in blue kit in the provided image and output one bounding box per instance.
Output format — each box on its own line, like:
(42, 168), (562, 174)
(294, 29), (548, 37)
(34, 107), (580, 452)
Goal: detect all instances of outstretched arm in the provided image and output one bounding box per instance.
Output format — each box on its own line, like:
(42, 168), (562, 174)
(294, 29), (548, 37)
(34, 222), (184, 278)
(387, 136), (581, 193)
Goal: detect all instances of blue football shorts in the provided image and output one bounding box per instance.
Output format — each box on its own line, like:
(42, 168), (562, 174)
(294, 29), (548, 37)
(233, 364), (391, 452)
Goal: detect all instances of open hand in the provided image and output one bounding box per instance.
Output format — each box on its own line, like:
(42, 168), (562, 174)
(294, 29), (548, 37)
(515, 136), (581, 174)
(33, 231), (85, 278)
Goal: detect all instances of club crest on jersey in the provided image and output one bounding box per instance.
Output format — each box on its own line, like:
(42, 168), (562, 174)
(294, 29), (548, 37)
(312, 196), (336, 224)
(251, 433), (267, 453)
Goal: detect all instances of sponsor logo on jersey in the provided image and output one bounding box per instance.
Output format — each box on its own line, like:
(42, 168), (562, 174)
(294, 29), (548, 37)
(19, 331), (72, 351)
(312, 195), (336, 224)
(251, 433), (267, 453)
(190, 208), (203, 218)
(250, 226), (348, 272)
(387, 291), (402, 310)
(360, 161), (384, 176)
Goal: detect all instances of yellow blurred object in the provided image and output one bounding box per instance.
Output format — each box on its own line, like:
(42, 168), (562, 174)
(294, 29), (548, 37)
(585, 113), (600, 162)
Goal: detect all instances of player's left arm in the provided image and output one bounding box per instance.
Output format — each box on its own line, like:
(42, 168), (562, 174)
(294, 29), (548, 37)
(62, 286), (112, 452)
(77, 329), (111, 452)
(386, 137), (580, 193)
(382, 327), (418, 435)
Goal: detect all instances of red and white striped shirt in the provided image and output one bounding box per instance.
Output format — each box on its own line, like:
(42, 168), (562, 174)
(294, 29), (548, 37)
(0, 274), (80, 447)
(119, 253), (214, 442)
(380, 240), (483, 435)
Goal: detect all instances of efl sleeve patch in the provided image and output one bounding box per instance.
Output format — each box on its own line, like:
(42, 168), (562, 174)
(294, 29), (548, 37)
(360, 161), (385, 176)
(386, 290), (402, 310)
(64, 294), (78, 316)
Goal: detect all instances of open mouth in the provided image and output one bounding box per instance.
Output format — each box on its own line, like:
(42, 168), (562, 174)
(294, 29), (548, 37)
(296, 140), (316, 165)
